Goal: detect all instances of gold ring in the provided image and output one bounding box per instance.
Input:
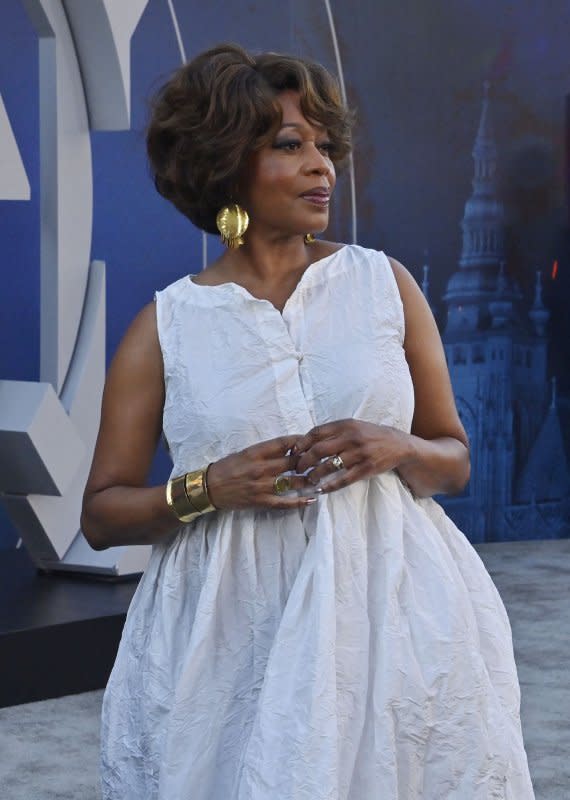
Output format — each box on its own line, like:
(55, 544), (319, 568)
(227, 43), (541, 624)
(273, 473), (292, 495)
(330, 454), (344, 471)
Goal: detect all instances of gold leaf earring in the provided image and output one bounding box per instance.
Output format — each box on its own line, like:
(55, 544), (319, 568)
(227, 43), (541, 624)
(304, 233), (316, 244)
(216, 203), (249, 249)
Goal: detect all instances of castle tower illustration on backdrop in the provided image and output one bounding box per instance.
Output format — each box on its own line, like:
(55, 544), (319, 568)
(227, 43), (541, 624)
(438, 83), (570, 542)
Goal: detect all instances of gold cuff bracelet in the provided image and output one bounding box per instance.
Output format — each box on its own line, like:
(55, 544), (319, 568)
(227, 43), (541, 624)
(166, 466), (216, 523)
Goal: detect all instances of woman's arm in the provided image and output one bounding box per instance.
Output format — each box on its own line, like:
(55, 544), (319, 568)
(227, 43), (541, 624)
(81, 302), (176, 550)
(291, 256), (470, 498)
(390, 256), (470, 497)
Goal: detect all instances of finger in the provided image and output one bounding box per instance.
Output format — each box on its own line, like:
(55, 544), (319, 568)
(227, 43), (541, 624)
(264, 494), (320, 511)
(293, 419), (352, 453)
(270, 460), (328, 493)
(252, 435), (306, 459)
(316, 465), (365, 495)
(270, 471), (316, 494)
(263, 454), (304, 475)
(293, 423), (331, 453)
(304, 453), (350, 486)
(294, 437), (345, 474)
(275, 434), (308, 455)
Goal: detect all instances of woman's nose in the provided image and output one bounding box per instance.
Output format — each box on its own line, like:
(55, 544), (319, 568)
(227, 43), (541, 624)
(304, 146), (332, 176)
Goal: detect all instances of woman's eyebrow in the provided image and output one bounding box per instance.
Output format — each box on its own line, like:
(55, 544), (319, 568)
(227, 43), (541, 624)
(279, 121), (326, 132)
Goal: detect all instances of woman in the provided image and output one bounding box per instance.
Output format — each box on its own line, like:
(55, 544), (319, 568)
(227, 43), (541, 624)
(82, 43), (534, 799)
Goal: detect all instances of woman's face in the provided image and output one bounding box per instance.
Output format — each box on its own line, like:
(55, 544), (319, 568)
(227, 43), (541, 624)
(242, 90), (336, 238)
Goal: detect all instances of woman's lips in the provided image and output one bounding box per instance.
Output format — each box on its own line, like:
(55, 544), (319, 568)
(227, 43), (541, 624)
(300, 193), (330, 207)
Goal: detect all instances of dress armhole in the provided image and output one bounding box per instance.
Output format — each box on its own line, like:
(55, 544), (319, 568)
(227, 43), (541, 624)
(154, 288), (173, 384)
(378, 250), (406, 345)
(153, 290), (174, 458)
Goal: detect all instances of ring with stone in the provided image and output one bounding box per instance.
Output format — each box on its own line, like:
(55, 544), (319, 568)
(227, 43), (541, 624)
(273, 473), (292, 495)
(329, 454), (345, 471)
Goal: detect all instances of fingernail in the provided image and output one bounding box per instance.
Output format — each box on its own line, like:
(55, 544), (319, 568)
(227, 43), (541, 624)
(304, 497), (318, 505)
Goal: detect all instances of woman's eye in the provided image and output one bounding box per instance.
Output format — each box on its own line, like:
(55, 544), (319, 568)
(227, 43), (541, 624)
(274, 140), (301, 151)
(318, 141), (334, 155)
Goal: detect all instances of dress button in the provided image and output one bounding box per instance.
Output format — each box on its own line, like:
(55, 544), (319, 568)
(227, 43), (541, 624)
(296, 352), (304, 362)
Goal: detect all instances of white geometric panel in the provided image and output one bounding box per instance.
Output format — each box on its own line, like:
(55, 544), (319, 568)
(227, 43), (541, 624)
(1, 258), (149, 575)
(0, 0), (150, 576)
(0, 380), (85, 496)
(22, 0), (93, 394)
(0, 92), (31, 200)
(64, 0), (149, 130)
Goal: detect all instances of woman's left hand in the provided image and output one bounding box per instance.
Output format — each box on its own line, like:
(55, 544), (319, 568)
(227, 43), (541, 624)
(292, 419), (413, 494)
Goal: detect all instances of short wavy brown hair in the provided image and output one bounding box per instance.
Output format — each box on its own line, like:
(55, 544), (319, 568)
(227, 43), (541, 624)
(146, 43), (354, 234)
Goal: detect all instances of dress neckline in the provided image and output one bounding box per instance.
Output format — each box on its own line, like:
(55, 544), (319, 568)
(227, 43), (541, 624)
(187, 244), (348, 316)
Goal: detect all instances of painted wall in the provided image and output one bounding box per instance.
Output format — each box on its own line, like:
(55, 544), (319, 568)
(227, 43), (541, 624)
(1, 0), (569, 553)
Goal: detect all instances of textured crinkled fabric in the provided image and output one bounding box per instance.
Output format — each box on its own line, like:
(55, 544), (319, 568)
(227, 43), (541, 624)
(101, 245), (534, 799)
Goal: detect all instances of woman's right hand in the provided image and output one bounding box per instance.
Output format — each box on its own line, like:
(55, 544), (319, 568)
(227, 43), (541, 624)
(206, 435), (319, 511)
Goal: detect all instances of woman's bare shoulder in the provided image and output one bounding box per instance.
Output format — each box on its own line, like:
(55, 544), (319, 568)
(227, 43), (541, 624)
(108, 301), (161, 379)
(124, 301), (159, 342)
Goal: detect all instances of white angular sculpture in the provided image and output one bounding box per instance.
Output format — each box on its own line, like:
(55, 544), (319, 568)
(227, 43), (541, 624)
(0, 381), (84, 496)
(0, 0), (151, 576)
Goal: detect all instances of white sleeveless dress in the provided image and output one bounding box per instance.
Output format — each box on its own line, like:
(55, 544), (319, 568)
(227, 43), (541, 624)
(101, 245), (534, 799)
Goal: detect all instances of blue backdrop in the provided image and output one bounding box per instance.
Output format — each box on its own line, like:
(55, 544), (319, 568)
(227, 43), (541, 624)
(1, 0), (569, 547)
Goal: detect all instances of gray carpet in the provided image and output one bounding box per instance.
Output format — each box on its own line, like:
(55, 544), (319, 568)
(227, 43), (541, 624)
(0, 538), (568, 799)
(0, 690), (102, 799)
(477, 538), (570, 800)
